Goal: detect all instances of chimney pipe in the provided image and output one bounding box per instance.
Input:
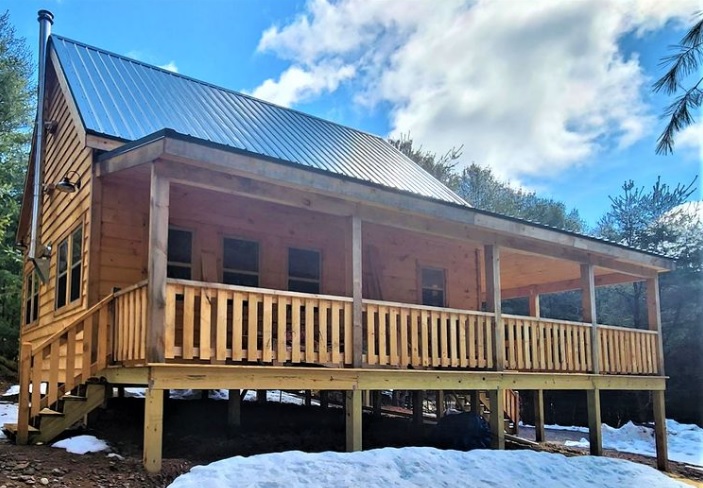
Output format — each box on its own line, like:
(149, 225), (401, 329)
(29, 9), (54, 282)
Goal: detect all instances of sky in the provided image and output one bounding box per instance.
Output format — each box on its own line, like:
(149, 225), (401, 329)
(5, 0), (702, 226)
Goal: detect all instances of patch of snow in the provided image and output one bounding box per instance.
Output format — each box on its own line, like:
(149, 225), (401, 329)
(564, 420), (703, 467)
(2, 383), (47, 397)
(0, 402), (19, 439)
(242, 390), (319, 406)
(107, 452), (125, 460)
(123, 387), (146, 398)
(52, 435), (109, 455)
(168, 447), (688, 488)
(520, 421), (588, 433)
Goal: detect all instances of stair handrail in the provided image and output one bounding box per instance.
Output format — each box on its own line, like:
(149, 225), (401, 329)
(15, 292), (115, 444)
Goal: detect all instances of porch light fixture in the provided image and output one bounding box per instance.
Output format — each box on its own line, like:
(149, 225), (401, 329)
(54, 170), (81, 193)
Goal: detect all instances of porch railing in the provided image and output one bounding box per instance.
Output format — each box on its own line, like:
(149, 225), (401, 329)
(114, 279), (660, 376)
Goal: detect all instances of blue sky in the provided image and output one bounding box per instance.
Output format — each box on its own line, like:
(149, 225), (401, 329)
(6, 0), (702, 227)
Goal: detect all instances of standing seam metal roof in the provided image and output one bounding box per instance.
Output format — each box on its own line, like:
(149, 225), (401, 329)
(50, 35), (467, 206)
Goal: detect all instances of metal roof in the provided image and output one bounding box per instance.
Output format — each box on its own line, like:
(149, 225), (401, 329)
(51, 35), (467, 206)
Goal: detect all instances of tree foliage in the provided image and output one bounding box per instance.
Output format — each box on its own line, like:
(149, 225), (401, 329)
(653, 11), (703, 155)
(0, 10), (33, 365)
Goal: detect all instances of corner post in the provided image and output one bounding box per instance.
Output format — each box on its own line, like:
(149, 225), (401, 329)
(647, 276), (668, 471)
(484, 245), (504, 370)
(147, 163), (170, 363)
(345, 390), (362, 451)
(580, 264), (599, 373)
(351, 215), (363, 368)
(143, 387), (164, 473)
(488, 389), (505, 449)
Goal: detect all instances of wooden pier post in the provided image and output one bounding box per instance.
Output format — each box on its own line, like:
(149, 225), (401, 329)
(227, 389), (241, 434)
(257, 390), (267, 404)
(488, 389), (505, 449)
(586, 389), (602, 456)
(653, 390), (668, 471)
(345, 390), (362, 451)
(470, 390), (481, 415)
(533, 390), (545, 442)
(647, 276), (668, 471)
(412, 390), (424, 426)
(372, 390), (382, 417)
(436, 390), (445, 418)
(143, 388), (164, 473)
(320, 391), (329, 409)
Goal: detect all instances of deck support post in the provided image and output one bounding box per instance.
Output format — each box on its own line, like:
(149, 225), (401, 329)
(143, 387), (164, 473)
(320, 391), (329, 409)
(581, 264), (599, 373)
(227, 389), (241, 434)
(533, 390), (545, 442)
(652, 390), (668, 471)
(484, 245), (504, 370)
(147, 163), (170, 363)
(436, 390), (445, 418)
(586, 389), (602, 456)
(257, 390), (267, 404)
(470, 391), (481, 415)
(488, 389), (505, 449)
(351, 215), (363, 368)
(305, 390), (312, 407)
(647, 276), (668, 471)
(345, 390), (362, 451)
(412, 390), (424, 425)
(372, 390), (382, 417)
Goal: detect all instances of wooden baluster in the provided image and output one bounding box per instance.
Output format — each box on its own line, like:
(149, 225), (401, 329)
(410, 309), (420, 367)
(400, 308), (409, 367)
(97, 305), (109, 369)
(82, 318), (93, 380)
(16, 343), (31, 445)
(233, 292), (244, 361)
(141, 287), (148, 360)
(331, 301), (341, 364)
(165, 286), (176, 359)
(430, 311), (439, 367)
(48, 341), (60, 407)
(458, 314), (467, 368)
(305, 299), (315, 363)
(477, 315), (485, 368)
(439, 311), (449, 367)
(200, 289), (212, 360)
(523, 319), (532, 370)
(216, 289), (228, 362)
(378, 306), (388, 365)
(566, 325), (574, 372)
(291, 298), (301, 363)
(247, 293), (259, 362)
(319, 300), (328, 363)
(389, 307), (399, 367)
(65, 328), (77, 388)
(344, 302), (353, 365)
(262, 294), (273, 363)
(468, 315), (476, 368)
(485, 314), (494, 369)
(183, 287), (195, 360)
(366, 304), (377, 365)
(31, 352), (42, 417)
(276, 296), (288, 362)
(420, 309), (429, 367)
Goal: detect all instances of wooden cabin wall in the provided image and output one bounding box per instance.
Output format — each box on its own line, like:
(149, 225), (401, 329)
(362, 222), (481, 310)
(21, 63), (94, 345)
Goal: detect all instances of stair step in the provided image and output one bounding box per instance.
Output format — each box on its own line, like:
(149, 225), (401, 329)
(2, 423), (40, 434)
(39, 408), (64, 417)
(62, 394), (87, 401)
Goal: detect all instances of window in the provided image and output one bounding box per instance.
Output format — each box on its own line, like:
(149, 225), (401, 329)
(421, 267), (445, 307)
(167, 228), (193, 279)
(223, 238), (259, 286)
(24, 272), (39, 325)
(56, 226), (83, 309)
(288, 248), (321, 294)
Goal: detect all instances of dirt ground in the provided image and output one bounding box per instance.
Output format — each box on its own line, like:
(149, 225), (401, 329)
(0, 395), (701, 487)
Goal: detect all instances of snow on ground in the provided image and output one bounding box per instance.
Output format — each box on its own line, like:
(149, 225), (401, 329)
(520, 421), (588, 433)
(565, 420), (703, 467)
(0, 402), (19, 439)
(2, 383), (46, 397)
(122, 388), (318, 405)
(52, 435), (109, 454)
(168, 447), (688, 488)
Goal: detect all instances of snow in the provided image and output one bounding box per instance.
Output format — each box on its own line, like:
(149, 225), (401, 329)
(565, 420), (703, 467)
(520, 421), (588, 433)
(120, 388), (317, 405)
(168, 447), (688, 488)
(2, 383), (46, 397)
(52, 435), (110, 454)
(0, 402), (19, 439)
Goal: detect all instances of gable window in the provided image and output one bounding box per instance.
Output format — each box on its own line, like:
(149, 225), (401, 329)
(24, 271), (39, 325)
(288, 248), (320, 294)
(167, 228), (192, 279)
(223, 238), (259, 287)
(421, 267), (445, 307)
(56, 226), (83, 309)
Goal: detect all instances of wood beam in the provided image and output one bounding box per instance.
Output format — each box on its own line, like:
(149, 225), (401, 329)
(533, 390), (545, 442)
(143, 388), (164, 473)
(345, 390), (362, 451)
(653, 390), (669, 471)
(143, 364), (667, 391)
(502, 272), (640, 299)
(581, 264), (599, 374)
(352, 215), (363, 368)
(484, 245), (504, 370)
(646, 277), (665, 375)
(587, 389), (602, 456)
(488, 389), (505, 449)
(97, 139), (166, 177)
(147, 164), (169, 363)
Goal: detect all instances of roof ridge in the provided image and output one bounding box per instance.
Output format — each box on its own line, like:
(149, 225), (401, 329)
(50, 34), (388, 142)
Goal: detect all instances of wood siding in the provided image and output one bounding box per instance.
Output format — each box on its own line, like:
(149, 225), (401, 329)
(21, 63), (94, 346)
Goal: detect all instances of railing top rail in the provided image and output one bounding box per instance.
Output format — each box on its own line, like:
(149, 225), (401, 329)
(502, 314), (593, 328)
(363, 299), (493, 316)
(598, 323), (658, 335)
(114, 279), (148, 298)
(167, 278), (354, 303)
(31, 292), (114, 355)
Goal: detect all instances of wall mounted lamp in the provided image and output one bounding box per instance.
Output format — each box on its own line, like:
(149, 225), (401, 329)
(45, 170), (81, 195)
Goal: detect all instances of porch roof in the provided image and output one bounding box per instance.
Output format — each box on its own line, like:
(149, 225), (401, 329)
(50, 34), (466, 207)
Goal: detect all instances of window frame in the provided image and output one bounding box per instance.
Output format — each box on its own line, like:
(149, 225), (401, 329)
(24, 270), (40, 326)
(54, 224), (84, 312)
(287, 246), (322, 294)
(221, 236), (260, 287)
(167, 226), (194, 280)
(419, 265), (447, 308)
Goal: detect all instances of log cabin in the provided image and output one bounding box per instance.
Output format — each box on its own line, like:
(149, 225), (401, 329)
(4, 10), (673, 472)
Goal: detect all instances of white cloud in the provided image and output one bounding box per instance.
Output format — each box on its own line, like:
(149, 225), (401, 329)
(677, 120), (703, 154)
(250, 63), (355, 108)
(251, 0), (698, 179)
(158, 61), (179, 73)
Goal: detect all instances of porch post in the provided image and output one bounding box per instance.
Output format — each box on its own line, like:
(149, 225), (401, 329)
(351, 215), (363, 368)
(647, 276), (668, 471)
(345, 390), (362, 451)
(147, 163), (170, 363)
(484, 245), (504, 370)
(580, 264), (599, 373)
(143, 387), (164, 473)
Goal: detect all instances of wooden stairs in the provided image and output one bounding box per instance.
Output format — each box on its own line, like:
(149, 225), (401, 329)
(2, 293), (115, 445)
